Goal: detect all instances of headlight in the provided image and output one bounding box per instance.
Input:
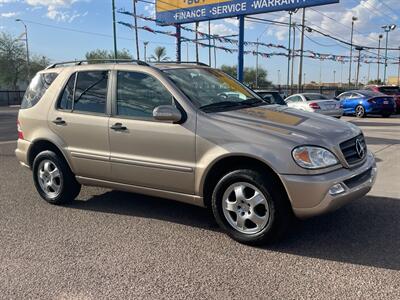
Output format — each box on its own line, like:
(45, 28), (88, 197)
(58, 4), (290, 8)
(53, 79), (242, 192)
(292, 146), (339, 169)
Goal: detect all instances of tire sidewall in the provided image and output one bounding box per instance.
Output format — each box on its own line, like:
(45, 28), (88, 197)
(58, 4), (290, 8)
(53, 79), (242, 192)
(211, 169), (278, 244)
(32, 151), (68, 204)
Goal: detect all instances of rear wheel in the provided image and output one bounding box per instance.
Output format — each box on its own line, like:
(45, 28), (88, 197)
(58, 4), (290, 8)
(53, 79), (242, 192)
(211, 169), (291, 245)
(32, 150), (81, 205)
(355, 105), (366, 118)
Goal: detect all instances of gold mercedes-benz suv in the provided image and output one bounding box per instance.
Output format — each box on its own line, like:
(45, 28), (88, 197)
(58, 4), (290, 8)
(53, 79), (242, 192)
(15, 60), (377, 244)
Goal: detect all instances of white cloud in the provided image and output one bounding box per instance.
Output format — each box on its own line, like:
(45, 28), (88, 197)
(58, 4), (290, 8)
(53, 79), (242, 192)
(1, 11), (19, 17)
(224, 17), (254, 29)
(198, 22), (236, 37)
(267, 0), (400, 48)
(25, 0), (88, 22)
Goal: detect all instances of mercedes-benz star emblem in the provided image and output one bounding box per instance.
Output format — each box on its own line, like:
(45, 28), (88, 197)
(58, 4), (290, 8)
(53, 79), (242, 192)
(355, 138), (365, 159)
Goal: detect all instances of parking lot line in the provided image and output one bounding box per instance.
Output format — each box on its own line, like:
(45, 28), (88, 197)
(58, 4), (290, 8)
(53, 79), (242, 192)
(0, 140), (16, 145)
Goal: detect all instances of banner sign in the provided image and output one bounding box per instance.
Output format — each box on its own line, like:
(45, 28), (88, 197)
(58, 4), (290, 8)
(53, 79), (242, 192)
(156, 0), (339, 24)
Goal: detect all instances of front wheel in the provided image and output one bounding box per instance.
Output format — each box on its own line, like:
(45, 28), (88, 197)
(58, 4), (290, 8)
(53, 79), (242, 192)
(32, 150), (81, 205)
(211, 169), (291, 245)
(355, 105), (366, 118)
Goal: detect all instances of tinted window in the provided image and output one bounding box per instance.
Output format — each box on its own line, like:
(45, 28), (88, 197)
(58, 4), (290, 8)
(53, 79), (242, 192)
(74, 71), (108, 114)
(304, 94), (328, 101)
(21, 73), (58, 109)
(117, 71), (173, 119)
(58, 73), (75, 110)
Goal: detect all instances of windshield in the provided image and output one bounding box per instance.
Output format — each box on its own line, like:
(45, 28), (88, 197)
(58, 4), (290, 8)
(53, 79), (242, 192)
(378, 86), (400, 95)
(303, 94), (328, 101)
(164, 68), (265, 111)
(258, 92), (286, 105)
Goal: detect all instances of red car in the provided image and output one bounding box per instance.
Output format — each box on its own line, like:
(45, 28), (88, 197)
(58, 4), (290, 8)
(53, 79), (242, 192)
(365, 85), (400, 113)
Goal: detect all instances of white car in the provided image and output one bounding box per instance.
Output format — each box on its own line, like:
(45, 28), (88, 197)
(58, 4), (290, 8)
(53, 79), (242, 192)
(285, 93), (343, 118)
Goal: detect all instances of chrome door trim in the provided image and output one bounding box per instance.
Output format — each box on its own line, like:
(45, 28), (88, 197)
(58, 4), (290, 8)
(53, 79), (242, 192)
(110, 156), (194, 173)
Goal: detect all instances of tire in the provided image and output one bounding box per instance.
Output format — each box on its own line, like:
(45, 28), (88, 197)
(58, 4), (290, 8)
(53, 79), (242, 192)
(32, 150), (81, 205)
(355, 105), (366, 118)
(382, 113), (391, 118)
(211, 169), (292, 245)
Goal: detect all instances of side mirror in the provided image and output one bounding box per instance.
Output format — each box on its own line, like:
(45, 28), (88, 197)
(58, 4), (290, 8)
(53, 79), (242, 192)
(153, 105), (182, 123)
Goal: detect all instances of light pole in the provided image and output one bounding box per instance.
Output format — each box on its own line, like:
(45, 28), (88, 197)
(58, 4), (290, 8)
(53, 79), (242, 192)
(15, 19), (30, 82)
(333, 70), (336, 85)
(143, 41), (149, 62)
(277, 69), (281, 86)
(377, 34), (383, 82)
(348, 16), (358, 86)
(355, 46), (363, 89)
(382, 24), (397, 84)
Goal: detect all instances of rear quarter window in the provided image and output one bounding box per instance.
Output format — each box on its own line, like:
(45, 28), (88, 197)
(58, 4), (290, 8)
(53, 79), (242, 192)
(21, 72), (58, 109)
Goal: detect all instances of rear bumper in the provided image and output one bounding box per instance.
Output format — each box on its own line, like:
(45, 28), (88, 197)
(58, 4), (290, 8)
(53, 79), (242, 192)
(15, 139), (31, 169)
(280, 151), (377, 219)
(317, 109), (343, 117)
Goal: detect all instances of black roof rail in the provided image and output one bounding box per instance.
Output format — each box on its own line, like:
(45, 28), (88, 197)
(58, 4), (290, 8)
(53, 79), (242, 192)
(153, 61), (209, 67)
(45, 59), (150, 69)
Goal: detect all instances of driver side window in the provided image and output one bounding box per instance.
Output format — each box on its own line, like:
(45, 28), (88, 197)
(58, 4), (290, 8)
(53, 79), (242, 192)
(116, 71), (173, 119)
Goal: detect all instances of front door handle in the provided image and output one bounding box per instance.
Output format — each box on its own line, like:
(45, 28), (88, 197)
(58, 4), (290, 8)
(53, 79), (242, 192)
(110, 123), (127, 131)
(52, 117), (66, 125)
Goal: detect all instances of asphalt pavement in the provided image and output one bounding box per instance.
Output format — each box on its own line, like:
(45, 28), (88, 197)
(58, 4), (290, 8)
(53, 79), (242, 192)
(0, 108), (399, 299)
(0, 107), (18, 142)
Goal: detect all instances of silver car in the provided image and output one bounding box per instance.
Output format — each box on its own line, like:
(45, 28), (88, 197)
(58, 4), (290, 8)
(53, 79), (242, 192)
(16, 61), (376, 245)
(285, 93), (343, 118)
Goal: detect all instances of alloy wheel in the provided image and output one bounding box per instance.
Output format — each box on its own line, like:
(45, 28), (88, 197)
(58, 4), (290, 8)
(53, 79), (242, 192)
(37, 159), (63, 198)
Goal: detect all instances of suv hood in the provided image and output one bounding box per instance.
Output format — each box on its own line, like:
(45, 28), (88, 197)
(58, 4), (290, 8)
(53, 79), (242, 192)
(210, 105), (360, 146)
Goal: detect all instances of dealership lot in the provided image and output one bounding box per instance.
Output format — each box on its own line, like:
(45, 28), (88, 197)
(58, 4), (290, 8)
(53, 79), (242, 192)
(0, 108), (399, 299)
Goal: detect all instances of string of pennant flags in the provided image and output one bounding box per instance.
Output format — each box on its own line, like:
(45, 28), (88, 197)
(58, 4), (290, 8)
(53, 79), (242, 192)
(117, 10), (400, 65)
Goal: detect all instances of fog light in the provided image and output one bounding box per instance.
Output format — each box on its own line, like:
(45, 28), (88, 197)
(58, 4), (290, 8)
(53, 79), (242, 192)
(329, 183), (345, 195)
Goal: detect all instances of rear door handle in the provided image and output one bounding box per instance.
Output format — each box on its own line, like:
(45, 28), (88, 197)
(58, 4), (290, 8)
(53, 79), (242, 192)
(110, 123), (127, 131)
(52, 117), (66, 125)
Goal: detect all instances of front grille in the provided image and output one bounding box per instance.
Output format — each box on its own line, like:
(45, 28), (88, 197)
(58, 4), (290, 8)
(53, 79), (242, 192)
(343, 168), (372, 189)
(340, 134), (367, 165)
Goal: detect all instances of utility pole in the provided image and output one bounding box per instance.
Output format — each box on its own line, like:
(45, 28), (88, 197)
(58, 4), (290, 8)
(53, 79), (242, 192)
(15, 19), (30, 82)
(355, 46), (363, 89)
(143, 41), (148, 62)
(132, 0), (140, 60)
(290, 23), (296, 94)
(286, 10), (293, 94)
(208, 21), (212, 66)
(297, 8), (306, 93)
(112, 0), (118, 59)
(398, 47), (400, 86)
(213, 39), (217, 68)
(377, 34), (383, 82)
(256, 38), (259, 88)
(348, 16), (358, 86)
(195, 22), (199, 63)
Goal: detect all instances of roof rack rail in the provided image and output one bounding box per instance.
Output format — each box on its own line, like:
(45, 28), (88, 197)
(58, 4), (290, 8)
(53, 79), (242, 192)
(45, 59), (150, 69)
(153, 61), (209, 67)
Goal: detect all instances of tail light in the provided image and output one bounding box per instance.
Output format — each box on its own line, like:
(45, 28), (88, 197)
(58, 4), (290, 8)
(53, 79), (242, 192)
(309, 102), (320, 109)
(17, 120), (24, 140)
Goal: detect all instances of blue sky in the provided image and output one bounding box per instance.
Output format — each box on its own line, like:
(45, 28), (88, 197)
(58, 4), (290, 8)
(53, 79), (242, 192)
(0, 0), (399, 84)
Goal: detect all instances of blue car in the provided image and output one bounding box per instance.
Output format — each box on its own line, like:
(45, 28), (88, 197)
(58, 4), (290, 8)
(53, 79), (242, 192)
(337, 90), (396, 118)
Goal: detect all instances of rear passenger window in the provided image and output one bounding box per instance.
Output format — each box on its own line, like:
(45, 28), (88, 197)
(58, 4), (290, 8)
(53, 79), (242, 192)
(116, 71), (173, 119)
(74, 71), (108, 114)
(21, 72), (58, 109)
(58, 73), (75, 110)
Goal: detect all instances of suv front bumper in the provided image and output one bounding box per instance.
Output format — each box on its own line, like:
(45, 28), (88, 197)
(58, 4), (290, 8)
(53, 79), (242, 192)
(280, 151), (377, 219)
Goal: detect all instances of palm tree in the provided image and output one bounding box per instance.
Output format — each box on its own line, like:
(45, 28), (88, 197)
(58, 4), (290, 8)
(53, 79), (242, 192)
(150, 46), (170, 62)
